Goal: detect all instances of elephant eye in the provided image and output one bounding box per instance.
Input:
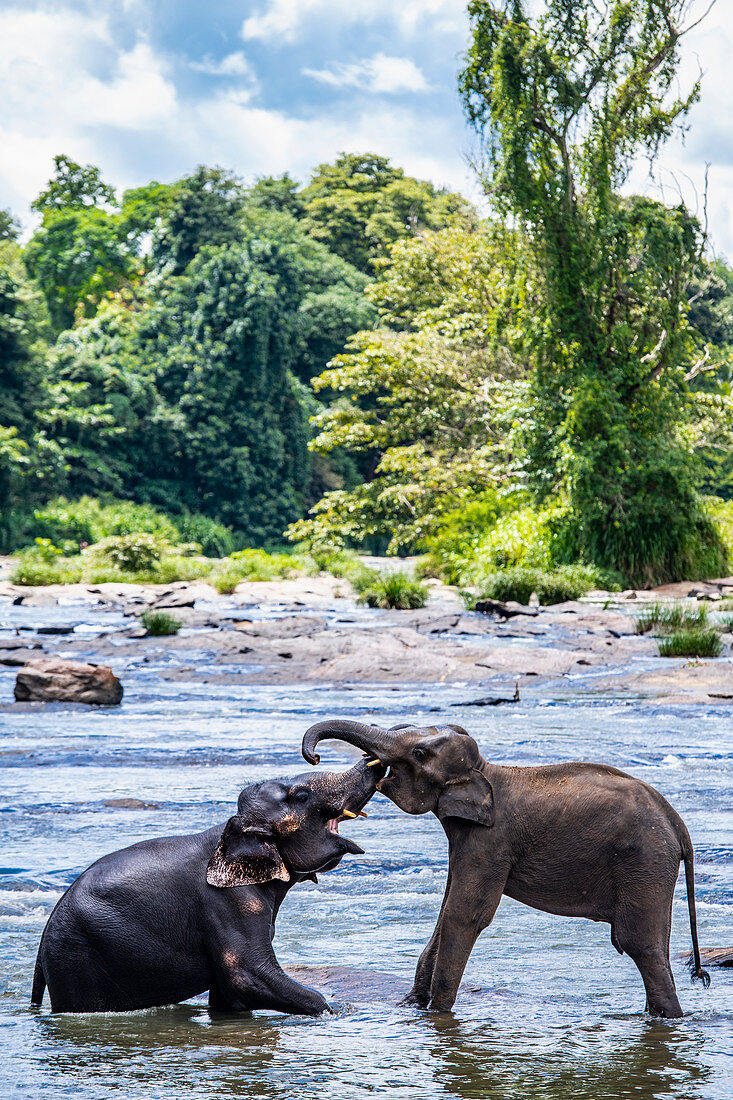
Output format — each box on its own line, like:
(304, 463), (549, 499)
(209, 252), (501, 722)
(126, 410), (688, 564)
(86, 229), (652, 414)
(412, 747), (428, 763)
(289, 788), (310, 803)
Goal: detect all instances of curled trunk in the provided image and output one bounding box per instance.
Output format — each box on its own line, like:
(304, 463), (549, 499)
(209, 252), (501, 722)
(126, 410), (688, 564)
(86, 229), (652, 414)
(301, 720), (397, 765)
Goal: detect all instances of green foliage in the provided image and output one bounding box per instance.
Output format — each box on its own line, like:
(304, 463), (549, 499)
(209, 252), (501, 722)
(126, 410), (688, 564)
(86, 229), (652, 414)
(705, 497), (733, 560)
(0, 208), (20, 241)
(31, 155), (116, 214)
(151, 166), (245, 276)
(472, 564), (607, 606)
(89, 533), (163, 573)
(635, 602), (709, 635)
(658, 629), (723, 659)
(27, 497), (181, 553)
(357, 571), (428, 609)
(10, 554), (82, 586)
(140, 610), (182, 636)
(459, 1), (730, 585)
(209, 548), (312, 593)
(300, 153), (477, 272)
(174, 512), (234, 558)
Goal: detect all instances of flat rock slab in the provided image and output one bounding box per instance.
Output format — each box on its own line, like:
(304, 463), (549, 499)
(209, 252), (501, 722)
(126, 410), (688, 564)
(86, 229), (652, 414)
(231, 615), (327, 639)
(14, 658), (123, 705)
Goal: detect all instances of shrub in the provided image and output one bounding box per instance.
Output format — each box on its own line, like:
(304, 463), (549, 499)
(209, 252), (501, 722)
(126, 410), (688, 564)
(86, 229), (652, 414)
(140, 610), (182, 636)
(175, 512), (234, 557)
(209, 548), (312, 593)
(10, 556), (82, 585)
(89, 533), (164, 573)
(635, 602), (709, 635)
(28, 496), (181, 552)
(357, 571), (428, 609)
(658, 629), (723, 658)
(473, 564), (606, 606)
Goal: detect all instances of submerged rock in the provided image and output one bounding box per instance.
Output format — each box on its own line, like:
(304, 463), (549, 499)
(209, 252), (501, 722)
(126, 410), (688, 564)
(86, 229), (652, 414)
(14, 658), (123, 705)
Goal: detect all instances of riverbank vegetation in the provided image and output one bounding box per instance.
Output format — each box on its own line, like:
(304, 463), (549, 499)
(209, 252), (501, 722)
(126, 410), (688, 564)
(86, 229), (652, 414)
(2, 3), (731, 590)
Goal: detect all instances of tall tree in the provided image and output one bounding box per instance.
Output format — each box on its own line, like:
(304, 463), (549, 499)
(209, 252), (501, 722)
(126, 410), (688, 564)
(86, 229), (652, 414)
(459, 0), (728, 583)
(301, 153), (477, 272)
(151, 166), (245, 275)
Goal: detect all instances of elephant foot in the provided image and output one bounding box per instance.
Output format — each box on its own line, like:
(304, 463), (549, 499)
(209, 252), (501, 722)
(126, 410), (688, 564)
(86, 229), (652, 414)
(399, 987), (430, 1008)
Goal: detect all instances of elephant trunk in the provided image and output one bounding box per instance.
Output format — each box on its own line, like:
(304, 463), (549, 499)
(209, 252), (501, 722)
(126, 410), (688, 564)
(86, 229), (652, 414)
(301, 720), (398, 766)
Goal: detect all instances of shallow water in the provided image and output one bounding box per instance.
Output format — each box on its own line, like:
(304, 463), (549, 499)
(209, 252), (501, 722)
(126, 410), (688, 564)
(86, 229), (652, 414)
(1, 626), (732, 1098)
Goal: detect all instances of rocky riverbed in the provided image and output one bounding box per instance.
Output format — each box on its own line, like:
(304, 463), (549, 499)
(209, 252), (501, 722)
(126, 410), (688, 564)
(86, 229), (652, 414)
(1, 569), (732, 707)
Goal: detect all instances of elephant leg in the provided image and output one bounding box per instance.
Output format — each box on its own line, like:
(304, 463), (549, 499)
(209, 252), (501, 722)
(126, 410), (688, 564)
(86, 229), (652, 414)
(615, 901), (682, 1019)
(427, 871), (507, 1012)
(208, 982), (252, 1015)
(403, 869), (453, 1007)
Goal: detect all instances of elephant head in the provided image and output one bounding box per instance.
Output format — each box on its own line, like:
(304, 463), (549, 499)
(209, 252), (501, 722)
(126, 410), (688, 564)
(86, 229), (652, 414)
(301, 720), (494, 827)
(207, 757), (385, 888)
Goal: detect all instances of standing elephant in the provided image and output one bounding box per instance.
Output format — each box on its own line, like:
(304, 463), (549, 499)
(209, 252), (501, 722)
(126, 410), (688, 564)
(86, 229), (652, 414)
(302, 720), (710, 1018)
(32, 759), (382, 1014)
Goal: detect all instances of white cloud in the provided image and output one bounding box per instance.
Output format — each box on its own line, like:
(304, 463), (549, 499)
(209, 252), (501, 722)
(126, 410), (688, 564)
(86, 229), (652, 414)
(242, 0), (466, 43)
(304, 53), (430, 94)
(190, 51), (255, 78)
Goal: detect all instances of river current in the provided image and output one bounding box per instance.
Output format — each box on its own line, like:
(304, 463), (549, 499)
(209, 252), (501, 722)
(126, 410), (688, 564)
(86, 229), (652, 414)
(1, 603), (732, 1099)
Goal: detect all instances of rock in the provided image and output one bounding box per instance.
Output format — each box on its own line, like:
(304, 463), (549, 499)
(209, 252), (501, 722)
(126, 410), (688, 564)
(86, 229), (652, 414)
(231, 615), (327, 639)
(452, 684), (520, 707)
(696, 947), (733, 967)
(0, 638), (42, 650)
(148, 589), (196, 610)
(474, 599), (539, 618)
(102, 797), (159, 810)
(36, 624), (75, 635)
(14, 658), (123, 705)
(0, 647), (44, 666)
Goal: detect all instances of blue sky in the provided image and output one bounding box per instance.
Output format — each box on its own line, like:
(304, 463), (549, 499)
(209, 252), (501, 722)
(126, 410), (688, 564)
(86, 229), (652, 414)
(1, 0), (732, 256)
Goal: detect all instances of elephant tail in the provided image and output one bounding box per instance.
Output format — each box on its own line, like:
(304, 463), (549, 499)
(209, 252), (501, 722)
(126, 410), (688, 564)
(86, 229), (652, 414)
(681, 831), (711, 988)
(31, 955), (46, 1006)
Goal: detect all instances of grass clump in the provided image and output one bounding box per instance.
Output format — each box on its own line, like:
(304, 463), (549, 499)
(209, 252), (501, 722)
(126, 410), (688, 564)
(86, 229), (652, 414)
(658, 629), (723, 659)
(471, 564), (606, 606)
(357, 571), (428, 610)
(635, 602), (709, 635)
(140, 610), (182, 636)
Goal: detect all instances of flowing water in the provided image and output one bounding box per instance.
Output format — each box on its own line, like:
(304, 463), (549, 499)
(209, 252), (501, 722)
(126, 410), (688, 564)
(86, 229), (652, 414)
(1, 602), (732, 1099)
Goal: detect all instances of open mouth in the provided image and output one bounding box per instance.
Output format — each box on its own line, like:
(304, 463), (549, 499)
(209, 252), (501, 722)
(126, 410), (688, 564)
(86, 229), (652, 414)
(377, 766), (397, 790)
(327, 807), (366, 833)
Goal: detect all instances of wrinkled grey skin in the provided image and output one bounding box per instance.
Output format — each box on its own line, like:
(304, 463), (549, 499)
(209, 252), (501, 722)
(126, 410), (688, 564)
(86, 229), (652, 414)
(32, 760), (382, 1015)
(302, 720), (710, 1018)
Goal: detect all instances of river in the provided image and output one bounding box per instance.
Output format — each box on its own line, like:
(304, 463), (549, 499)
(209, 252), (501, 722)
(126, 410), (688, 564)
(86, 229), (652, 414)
(1, 599), (732, 1099)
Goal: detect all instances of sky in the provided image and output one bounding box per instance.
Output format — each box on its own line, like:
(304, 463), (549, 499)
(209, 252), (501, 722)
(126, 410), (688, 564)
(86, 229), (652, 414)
(1, 0), (732, 256)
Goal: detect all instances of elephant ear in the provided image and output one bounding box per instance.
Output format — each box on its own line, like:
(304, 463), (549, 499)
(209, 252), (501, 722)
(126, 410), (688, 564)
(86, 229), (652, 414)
(436, 770), (494, 827)
(206, 816), (290, 888)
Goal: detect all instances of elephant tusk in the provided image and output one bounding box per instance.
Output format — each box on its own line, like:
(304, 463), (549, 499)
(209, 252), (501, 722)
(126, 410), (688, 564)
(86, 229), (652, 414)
(357, 811), (368, 818)
(342, 809), (358, 819)
(366, 758), (382, 767)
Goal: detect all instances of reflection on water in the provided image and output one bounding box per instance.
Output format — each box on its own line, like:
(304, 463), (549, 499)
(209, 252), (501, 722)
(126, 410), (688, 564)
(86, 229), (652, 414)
(1, 655), (732, 1099)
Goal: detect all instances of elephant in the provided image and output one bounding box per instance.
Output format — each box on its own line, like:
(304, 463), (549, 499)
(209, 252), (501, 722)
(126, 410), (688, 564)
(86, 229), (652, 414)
(302, 720), (710, 1018)
(31, 758), (383, 1014)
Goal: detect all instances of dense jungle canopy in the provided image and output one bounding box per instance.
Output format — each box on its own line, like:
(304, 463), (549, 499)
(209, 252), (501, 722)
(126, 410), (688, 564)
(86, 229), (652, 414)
(1, 1), (732, 585)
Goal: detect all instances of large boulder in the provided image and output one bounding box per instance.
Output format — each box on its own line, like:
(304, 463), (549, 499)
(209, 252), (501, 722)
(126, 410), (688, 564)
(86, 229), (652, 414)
(14, 658), (123, 705)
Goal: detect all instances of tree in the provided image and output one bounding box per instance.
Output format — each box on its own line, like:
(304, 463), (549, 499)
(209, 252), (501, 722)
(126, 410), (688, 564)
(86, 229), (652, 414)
(459, 0), (729, 583)
(288, 226), (522, 552)
(24, 209), (134, 334)
(151, 166), (245, 275)
(301, 153), (477, 272)
(0, 246), (63, 547)
(31, 155), (116, 213)
(150, 241), (309, 539)
(0, 208), (20, 241)
(246, 174), (304, 218)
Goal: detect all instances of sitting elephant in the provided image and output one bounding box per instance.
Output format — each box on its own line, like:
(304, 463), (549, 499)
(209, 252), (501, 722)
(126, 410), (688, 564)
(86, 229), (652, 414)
(302, 720), (710, 1018)
(32, 758), (382, 1014)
